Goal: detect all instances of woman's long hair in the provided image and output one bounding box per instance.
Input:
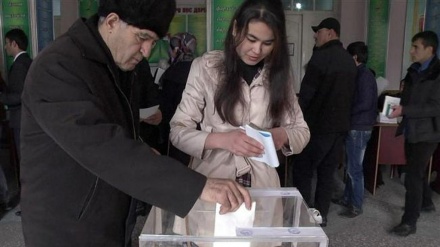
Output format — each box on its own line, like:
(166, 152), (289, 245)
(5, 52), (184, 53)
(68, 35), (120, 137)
(214, 0), (294, 127)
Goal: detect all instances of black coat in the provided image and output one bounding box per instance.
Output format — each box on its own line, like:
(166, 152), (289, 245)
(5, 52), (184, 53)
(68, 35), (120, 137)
(20, 16), (206, 246)
(396, 56), (440, 143)
(299, 40), (357, 134)
(0, 52), (32, 128)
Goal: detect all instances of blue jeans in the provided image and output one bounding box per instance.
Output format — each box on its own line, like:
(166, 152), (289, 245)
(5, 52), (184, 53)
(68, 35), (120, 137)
(343, 130), (372, 210)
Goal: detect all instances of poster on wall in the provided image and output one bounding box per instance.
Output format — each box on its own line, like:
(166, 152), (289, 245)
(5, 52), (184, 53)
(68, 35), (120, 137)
(402, 0), (426, 78)
(425, 0), (440, 56)
(149, 6), (207, 64)
(79, 0), (98, 19)
(211, 0), (244, 50)
(1, 0), (32, 69)
(36, 0), (54, 52)
(367, 0), (389, 78)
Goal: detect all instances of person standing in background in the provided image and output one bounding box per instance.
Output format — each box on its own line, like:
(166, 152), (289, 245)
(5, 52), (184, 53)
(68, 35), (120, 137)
(333, 41), (377, 218)
(388, 30), (440, 237)
(160, 32), (197, 165)
(1, 28), (32, 157)
(291, 17), (356, 227)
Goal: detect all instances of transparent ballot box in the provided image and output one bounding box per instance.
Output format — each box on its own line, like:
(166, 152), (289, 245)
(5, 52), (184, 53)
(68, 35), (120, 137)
(139, 188), (328, 247)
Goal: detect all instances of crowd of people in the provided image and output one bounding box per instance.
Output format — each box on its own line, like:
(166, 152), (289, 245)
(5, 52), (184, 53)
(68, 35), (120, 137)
(0, 0), (439, 245)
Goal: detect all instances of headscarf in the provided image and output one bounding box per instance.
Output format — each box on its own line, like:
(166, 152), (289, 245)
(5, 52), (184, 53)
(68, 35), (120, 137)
(169, 32), (197, 64)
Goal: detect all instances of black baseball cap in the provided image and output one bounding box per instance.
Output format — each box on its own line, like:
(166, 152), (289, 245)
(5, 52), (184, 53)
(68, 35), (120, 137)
(312, 17), (340, 36)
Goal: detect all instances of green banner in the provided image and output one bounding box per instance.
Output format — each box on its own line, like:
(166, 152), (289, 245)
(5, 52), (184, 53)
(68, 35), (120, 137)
(1, 0), (31, 69)
(188, 13), (207, 57)
(367, 0), (389, 78)
(79, 0), (99, 18)
(211, 0), (244, 50)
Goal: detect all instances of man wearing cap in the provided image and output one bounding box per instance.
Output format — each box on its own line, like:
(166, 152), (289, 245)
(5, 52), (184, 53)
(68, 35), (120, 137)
(292, 17), (356, 227)
(19, 1), (251, 246)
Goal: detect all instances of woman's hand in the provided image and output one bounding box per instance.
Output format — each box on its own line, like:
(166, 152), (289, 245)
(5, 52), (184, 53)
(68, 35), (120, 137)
(205, 129), (264, 157)
(269, 127), (288, 150)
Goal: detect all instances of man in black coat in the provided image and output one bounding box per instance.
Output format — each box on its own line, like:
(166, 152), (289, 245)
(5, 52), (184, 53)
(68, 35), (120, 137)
(388, 30), (440, 237)
(291, 17), (356, 227)
(1, 28), (32, 156)
(20, 1), (251, 246)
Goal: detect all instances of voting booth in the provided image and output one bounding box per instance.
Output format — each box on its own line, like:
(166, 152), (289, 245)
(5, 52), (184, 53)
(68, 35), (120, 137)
(139, 188), (328, 247)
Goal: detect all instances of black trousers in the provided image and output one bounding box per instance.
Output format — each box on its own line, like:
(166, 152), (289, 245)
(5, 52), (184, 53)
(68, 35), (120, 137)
(402, 141), (438, 226)
(291, 132), (346, 217)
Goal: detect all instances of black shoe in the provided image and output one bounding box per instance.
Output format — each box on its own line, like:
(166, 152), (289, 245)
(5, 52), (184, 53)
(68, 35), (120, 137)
(338, 207), (362, 218)
(401, 203), (436, 213)
(430, 181), (440, 195)
(0, 203), (12, 211)
(421, 203), (436, 212)
(331, 198), (350, 208)
(15, 211), (21, 216)
(389, 223), (416, 237)
(320, 216), (327, 227)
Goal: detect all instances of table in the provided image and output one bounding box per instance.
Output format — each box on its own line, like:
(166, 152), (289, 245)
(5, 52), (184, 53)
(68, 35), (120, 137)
(363, 123), (433, 195)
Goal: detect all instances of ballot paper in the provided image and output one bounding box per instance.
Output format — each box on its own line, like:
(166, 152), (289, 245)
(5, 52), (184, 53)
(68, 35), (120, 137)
(244, 124), (279, 167)
(139, 105), (159, 119)
(214, 202), (256, 247)
(378, 96), (401, 124)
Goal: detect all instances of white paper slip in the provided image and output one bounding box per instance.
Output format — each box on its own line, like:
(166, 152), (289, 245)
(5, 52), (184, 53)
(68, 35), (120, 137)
(139, 105), (159, 119)
(244, 124), (279, 167)
(382, 95), (400, 117)
(214, 202), (256, 247)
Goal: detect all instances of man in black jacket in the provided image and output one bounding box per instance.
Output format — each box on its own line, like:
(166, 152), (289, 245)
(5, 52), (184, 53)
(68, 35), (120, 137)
(388, 30), (440, 237)
(1, 28), (32, 156)
(20, 1), (251, 246)
(291, 17), (356, 227)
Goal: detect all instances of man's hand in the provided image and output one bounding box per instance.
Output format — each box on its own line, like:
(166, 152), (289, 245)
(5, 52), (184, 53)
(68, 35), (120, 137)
(200, 178), (252, 214)
(388, 105), (402, 118)
(141, 110), (162, 125)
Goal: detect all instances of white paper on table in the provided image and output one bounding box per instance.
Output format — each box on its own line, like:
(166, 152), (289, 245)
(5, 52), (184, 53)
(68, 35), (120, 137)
(139, 105), (159, 119)
(213, 202), (256, 247)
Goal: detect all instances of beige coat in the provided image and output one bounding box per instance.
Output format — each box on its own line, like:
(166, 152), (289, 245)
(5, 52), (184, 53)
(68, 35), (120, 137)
(170, 50), (310, 188)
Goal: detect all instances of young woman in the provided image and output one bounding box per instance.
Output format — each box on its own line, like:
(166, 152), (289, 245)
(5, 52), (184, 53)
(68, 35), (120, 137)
(169, 0), (310, 238)
(170, 0), (309, 188)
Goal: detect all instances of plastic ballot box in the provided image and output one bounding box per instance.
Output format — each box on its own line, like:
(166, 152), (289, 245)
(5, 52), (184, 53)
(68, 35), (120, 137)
(139, 188), (328, 247)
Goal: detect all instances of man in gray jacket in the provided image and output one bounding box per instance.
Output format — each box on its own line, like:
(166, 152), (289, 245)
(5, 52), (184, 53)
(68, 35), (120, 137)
(20, 1), (250, 246)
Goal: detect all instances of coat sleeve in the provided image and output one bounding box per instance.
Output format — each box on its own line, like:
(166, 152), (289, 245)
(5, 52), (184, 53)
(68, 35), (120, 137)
(298, 53), (324, 111)
(281, 90), (310, 155)
(22, 52), (206, 217)
(169, 57), (212, 160)
(0, 61), (29, 106)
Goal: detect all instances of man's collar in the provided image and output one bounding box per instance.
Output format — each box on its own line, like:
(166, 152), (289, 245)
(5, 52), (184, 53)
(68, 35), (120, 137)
(13, 51), (26, 62)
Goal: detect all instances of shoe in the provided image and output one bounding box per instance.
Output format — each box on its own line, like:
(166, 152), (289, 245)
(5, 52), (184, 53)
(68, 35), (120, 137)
(421, 203), (436, 212)
(0, 202), (12, 211)
(389, 223), (416, 237)
(401, 203), (436, 213)
(331, 198), (350, 208)
(338, 207), (362, 218)
(15, 211), (21, 216)
(320, 216), (327, 227)
(430, 181), (440, 195)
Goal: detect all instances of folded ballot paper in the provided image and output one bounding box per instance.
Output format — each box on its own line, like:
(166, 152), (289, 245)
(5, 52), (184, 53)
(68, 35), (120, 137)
(244, 123), (279, 168)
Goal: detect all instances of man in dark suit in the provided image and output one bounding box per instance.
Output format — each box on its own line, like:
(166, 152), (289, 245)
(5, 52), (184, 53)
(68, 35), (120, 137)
(1, 28), (32, 156)
(1, 28), (32, 217)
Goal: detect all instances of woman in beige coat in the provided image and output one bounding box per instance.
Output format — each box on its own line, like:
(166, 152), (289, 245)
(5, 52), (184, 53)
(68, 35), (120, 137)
(169, 0), (310, 240)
